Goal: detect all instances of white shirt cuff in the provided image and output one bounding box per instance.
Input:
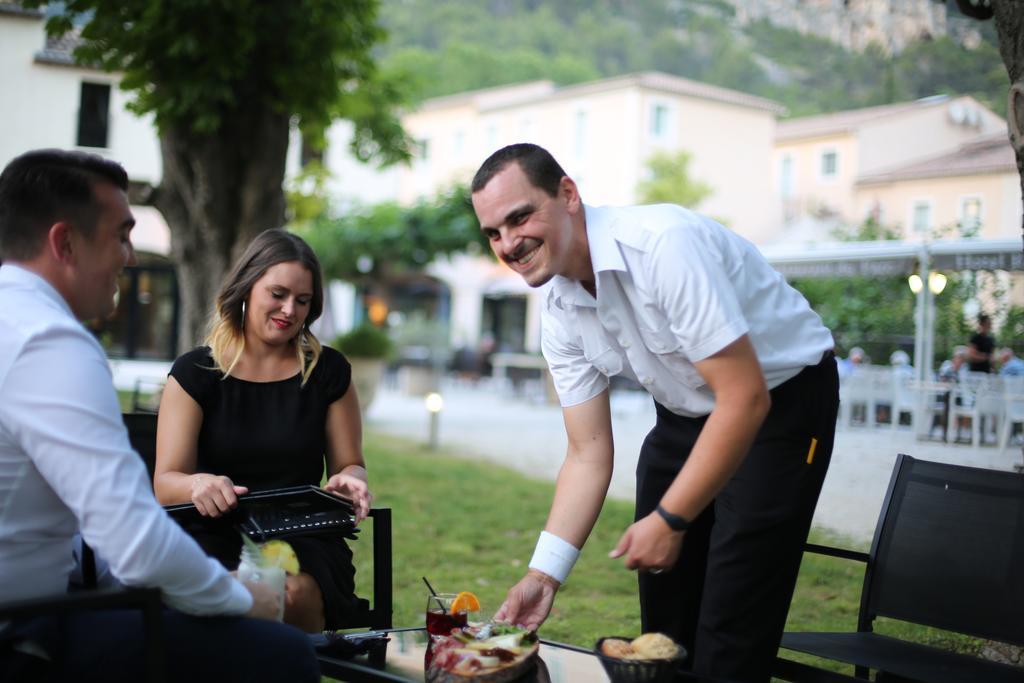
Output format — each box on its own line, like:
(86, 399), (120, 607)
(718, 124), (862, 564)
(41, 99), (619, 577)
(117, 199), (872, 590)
(528, 531), (580, 584)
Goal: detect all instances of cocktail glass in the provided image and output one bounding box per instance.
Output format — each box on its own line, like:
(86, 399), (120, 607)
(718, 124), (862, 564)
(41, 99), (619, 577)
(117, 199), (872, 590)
(425, 593), (468, 667)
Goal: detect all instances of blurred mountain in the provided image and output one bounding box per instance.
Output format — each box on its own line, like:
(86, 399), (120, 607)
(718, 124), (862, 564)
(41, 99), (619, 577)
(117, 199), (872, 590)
(376, 0), (1006, 117)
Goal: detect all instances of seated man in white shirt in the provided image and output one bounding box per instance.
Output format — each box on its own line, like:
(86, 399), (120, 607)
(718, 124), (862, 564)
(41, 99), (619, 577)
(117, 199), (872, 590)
(0, 149), (319, 682)
(998, 347), (1024, 377)
(471, 144), (838, 683)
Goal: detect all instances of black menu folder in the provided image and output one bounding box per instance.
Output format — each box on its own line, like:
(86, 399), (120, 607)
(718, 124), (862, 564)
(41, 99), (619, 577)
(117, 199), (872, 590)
(164, 485), (358, 542)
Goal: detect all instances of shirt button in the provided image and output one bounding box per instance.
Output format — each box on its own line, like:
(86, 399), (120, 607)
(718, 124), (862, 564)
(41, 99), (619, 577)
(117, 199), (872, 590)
(641, 376), (654, 386)
(620, 340), (631, 349)
(598, 366), (607, 374)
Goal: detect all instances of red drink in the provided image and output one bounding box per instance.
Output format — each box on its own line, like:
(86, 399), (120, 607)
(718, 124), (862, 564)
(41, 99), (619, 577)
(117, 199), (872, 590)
(425, 593), (468, 668)
(426, 608), (467, 636)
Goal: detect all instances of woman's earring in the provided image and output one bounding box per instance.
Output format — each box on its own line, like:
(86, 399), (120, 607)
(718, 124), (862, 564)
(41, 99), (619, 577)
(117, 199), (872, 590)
(240, 301), (247, 328)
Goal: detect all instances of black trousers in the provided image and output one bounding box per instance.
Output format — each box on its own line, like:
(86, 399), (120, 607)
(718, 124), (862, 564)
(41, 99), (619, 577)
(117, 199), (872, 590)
(636, 353), (839, 683)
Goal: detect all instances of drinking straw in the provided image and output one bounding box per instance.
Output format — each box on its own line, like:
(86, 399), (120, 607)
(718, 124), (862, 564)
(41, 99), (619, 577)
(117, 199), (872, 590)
(422, 576), (439, 597)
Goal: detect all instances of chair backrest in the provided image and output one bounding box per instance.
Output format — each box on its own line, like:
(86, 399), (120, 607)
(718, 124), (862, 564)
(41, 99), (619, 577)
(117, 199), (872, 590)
(861, 454), (1024, 645)
(123, 412), (159, 481)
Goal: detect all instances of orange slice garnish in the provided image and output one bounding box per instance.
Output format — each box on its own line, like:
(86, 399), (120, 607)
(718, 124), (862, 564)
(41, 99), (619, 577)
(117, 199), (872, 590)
(450, 591), (481, 615)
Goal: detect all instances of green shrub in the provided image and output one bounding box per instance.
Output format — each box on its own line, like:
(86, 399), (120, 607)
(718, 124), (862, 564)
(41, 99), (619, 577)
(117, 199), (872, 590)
(332, 324), (394, 359)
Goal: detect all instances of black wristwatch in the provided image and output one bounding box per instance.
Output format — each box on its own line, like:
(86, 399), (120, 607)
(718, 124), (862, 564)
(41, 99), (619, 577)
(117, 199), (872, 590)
(656, 505), (691, 532)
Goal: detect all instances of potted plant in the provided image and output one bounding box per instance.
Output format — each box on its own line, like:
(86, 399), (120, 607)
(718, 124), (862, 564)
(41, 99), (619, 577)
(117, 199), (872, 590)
(332, 323), (394, 415)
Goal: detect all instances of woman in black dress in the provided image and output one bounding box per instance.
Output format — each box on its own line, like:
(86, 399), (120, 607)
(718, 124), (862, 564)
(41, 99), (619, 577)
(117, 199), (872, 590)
(154, 229), (373, 632)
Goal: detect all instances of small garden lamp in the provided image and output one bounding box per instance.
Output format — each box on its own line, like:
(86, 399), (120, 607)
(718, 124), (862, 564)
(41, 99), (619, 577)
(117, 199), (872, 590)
(425, 391), (443, 450)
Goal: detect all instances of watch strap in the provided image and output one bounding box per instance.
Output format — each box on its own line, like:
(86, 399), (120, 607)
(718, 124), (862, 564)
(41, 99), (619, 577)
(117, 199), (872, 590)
(656, 504), (691, 532)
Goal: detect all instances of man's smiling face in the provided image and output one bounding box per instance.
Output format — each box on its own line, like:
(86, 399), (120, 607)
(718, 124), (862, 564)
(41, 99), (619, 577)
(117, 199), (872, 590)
(472, 161), (579, 288)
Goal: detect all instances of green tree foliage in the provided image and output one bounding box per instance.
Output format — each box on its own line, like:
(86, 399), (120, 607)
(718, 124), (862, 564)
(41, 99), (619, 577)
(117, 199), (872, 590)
(791, 216), (979, 366)
(793, 275), (917, 361)
(793, 271), (978, 367)
(299, 185), (487, 284)
(636, 151), (712, 208)
(38, 0), (411, 162)
(25, 0), (413, 347)
(892, 37), (1008, 110)
(376, 0), (1007, 115)
(1003, 306), (1024, 352)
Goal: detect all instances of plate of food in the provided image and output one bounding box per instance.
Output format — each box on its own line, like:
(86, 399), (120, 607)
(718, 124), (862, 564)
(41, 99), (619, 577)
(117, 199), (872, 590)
(427, 621), (541, 683)
(595, 633), (686, 683)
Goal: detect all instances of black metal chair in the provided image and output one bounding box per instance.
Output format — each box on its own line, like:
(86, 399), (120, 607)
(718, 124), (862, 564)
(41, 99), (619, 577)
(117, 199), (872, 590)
(120, 412), (393, 631)
(775, 453), (1024, 683)
(0, 586), (166, 683)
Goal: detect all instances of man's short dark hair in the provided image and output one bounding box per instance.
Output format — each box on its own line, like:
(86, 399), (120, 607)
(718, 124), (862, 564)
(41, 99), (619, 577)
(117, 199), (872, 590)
(0, 149), (129, 261)
(471, 143), (568, 197)
(979, 314), (991, 326)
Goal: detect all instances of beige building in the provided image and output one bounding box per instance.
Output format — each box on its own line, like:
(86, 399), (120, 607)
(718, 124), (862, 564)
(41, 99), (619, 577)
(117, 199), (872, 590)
(399, 71), (785, 243)
(855, 133), (1022, 241)
(773, 95), (1007, 233)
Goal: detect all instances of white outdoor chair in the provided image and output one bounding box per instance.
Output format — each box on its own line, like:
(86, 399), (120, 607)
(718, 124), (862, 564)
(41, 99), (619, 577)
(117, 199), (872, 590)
(948, 374), (1003, 447)
(911, 380), (950, 441)
(998, 391), (1024, 462)
(840, 372), (873, 428)
(890, 373), (918, 431)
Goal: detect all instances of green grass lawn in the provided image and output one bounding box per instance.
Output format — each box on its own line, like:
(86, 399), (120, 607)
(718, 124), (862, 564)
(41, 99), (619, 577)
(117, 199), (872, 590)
(349, 430), (984, 678)
(351, 431), (638, 647)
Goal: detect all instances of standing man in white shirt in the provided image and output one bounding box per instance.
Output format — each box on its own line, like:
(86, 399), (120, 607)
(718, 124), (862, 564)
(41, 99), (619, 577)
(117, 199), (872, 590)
(0, 149), (319, 682)
(472, 144), (838, 682)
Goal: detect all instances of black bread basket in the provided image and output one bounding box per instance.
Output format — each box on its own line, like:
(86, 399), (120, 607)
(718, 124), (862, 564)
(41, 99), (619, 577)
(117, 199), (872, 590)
(594, 636), (686, 683)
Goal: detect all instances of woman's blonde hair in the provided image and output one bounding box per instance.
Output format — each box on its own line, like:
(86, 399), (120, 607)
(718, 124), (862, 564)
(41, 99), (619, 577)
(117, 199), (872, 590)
(205, 229), (325, 385)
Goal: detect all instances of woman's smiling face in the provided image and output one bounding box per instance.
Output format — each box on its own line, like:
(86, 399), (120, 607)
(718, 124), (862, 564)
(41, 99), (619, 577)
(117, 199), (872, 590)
(244, 260), (314, 345)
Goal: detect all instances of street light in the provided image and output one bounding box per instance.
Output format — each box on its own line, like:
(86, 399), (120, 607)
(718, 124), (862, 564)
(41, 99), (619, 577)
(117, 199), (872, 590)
(908, 272), (948, 295)
(908, 268), (947, 381)
(425, 391), (443, 450)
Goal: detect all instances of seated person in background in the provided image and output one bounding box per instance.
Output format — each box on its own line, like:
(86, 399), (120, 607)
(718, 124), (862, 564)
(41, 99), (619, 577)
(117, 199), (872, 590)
(836, 346), (866, 381)
(999, 347), (1024, 377)
(889, 349), (914, 380)
(938, 346), (969, 383)
(0, 149), (317, 682)
(155, 228), (372, 633)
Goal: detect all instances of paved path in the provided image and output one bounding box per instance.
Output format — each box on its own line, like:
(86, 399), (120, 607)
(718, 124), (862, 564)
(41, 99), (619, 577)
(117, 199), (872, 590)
(366, 379), (1021, 545)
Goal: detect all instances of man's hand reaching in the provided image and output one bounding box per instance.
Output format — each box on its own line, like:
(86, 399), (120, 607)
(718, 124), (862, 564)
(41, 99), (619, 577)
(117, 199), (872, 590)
(494, 569), (560, 632)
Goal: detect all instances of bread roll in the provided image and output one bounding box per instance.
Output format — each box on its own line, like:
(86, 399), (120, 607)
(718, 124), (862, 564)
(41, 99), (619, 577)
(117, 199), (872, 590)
(600, 638), (634, 658)
(629, 633), (679, 660)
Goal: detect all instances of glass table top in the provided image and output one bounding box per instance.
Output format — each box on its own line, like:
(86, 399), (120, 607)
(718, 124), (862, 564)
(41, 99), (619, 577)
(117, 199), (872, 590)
(317, 627), (611, 682)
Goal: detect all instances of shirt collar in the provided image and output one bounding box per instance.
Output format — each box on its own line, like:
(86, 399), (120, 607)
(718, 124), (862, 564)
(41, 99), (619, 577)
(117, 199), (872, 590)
(584, 204), (627, 275)
(548, 204), (626, 310)
(0, 263), (75, 318)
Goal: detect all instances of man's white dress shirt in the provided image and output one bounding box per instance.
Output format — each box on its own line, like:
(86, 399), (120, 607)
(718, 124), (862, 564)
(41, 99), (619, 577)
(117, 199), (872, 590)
(0, 264), (251, 615)
(542, 204), (834, 417)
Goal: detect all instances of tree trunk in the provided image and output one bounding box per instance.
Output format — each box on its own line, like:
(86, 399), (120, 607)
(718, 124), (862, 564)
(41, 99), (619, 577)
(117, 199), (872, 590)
(992, 1), (1024, 245)
(153, 106), (291, 351)
(987, 4), (1024, 666)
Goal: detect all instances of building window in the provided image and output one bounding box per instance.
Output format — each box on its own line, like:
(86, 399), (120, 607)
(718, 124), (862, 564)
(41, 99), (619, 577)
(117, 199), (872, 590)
(94, 256), (180, 361)
(77, 82), (111, 148)
(650, 103), (669, 139)
(779, 154), (794, 198)
(960, 196), (983, 237)
(819, 149), (838, 179)
(912, 200), (932, 235)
